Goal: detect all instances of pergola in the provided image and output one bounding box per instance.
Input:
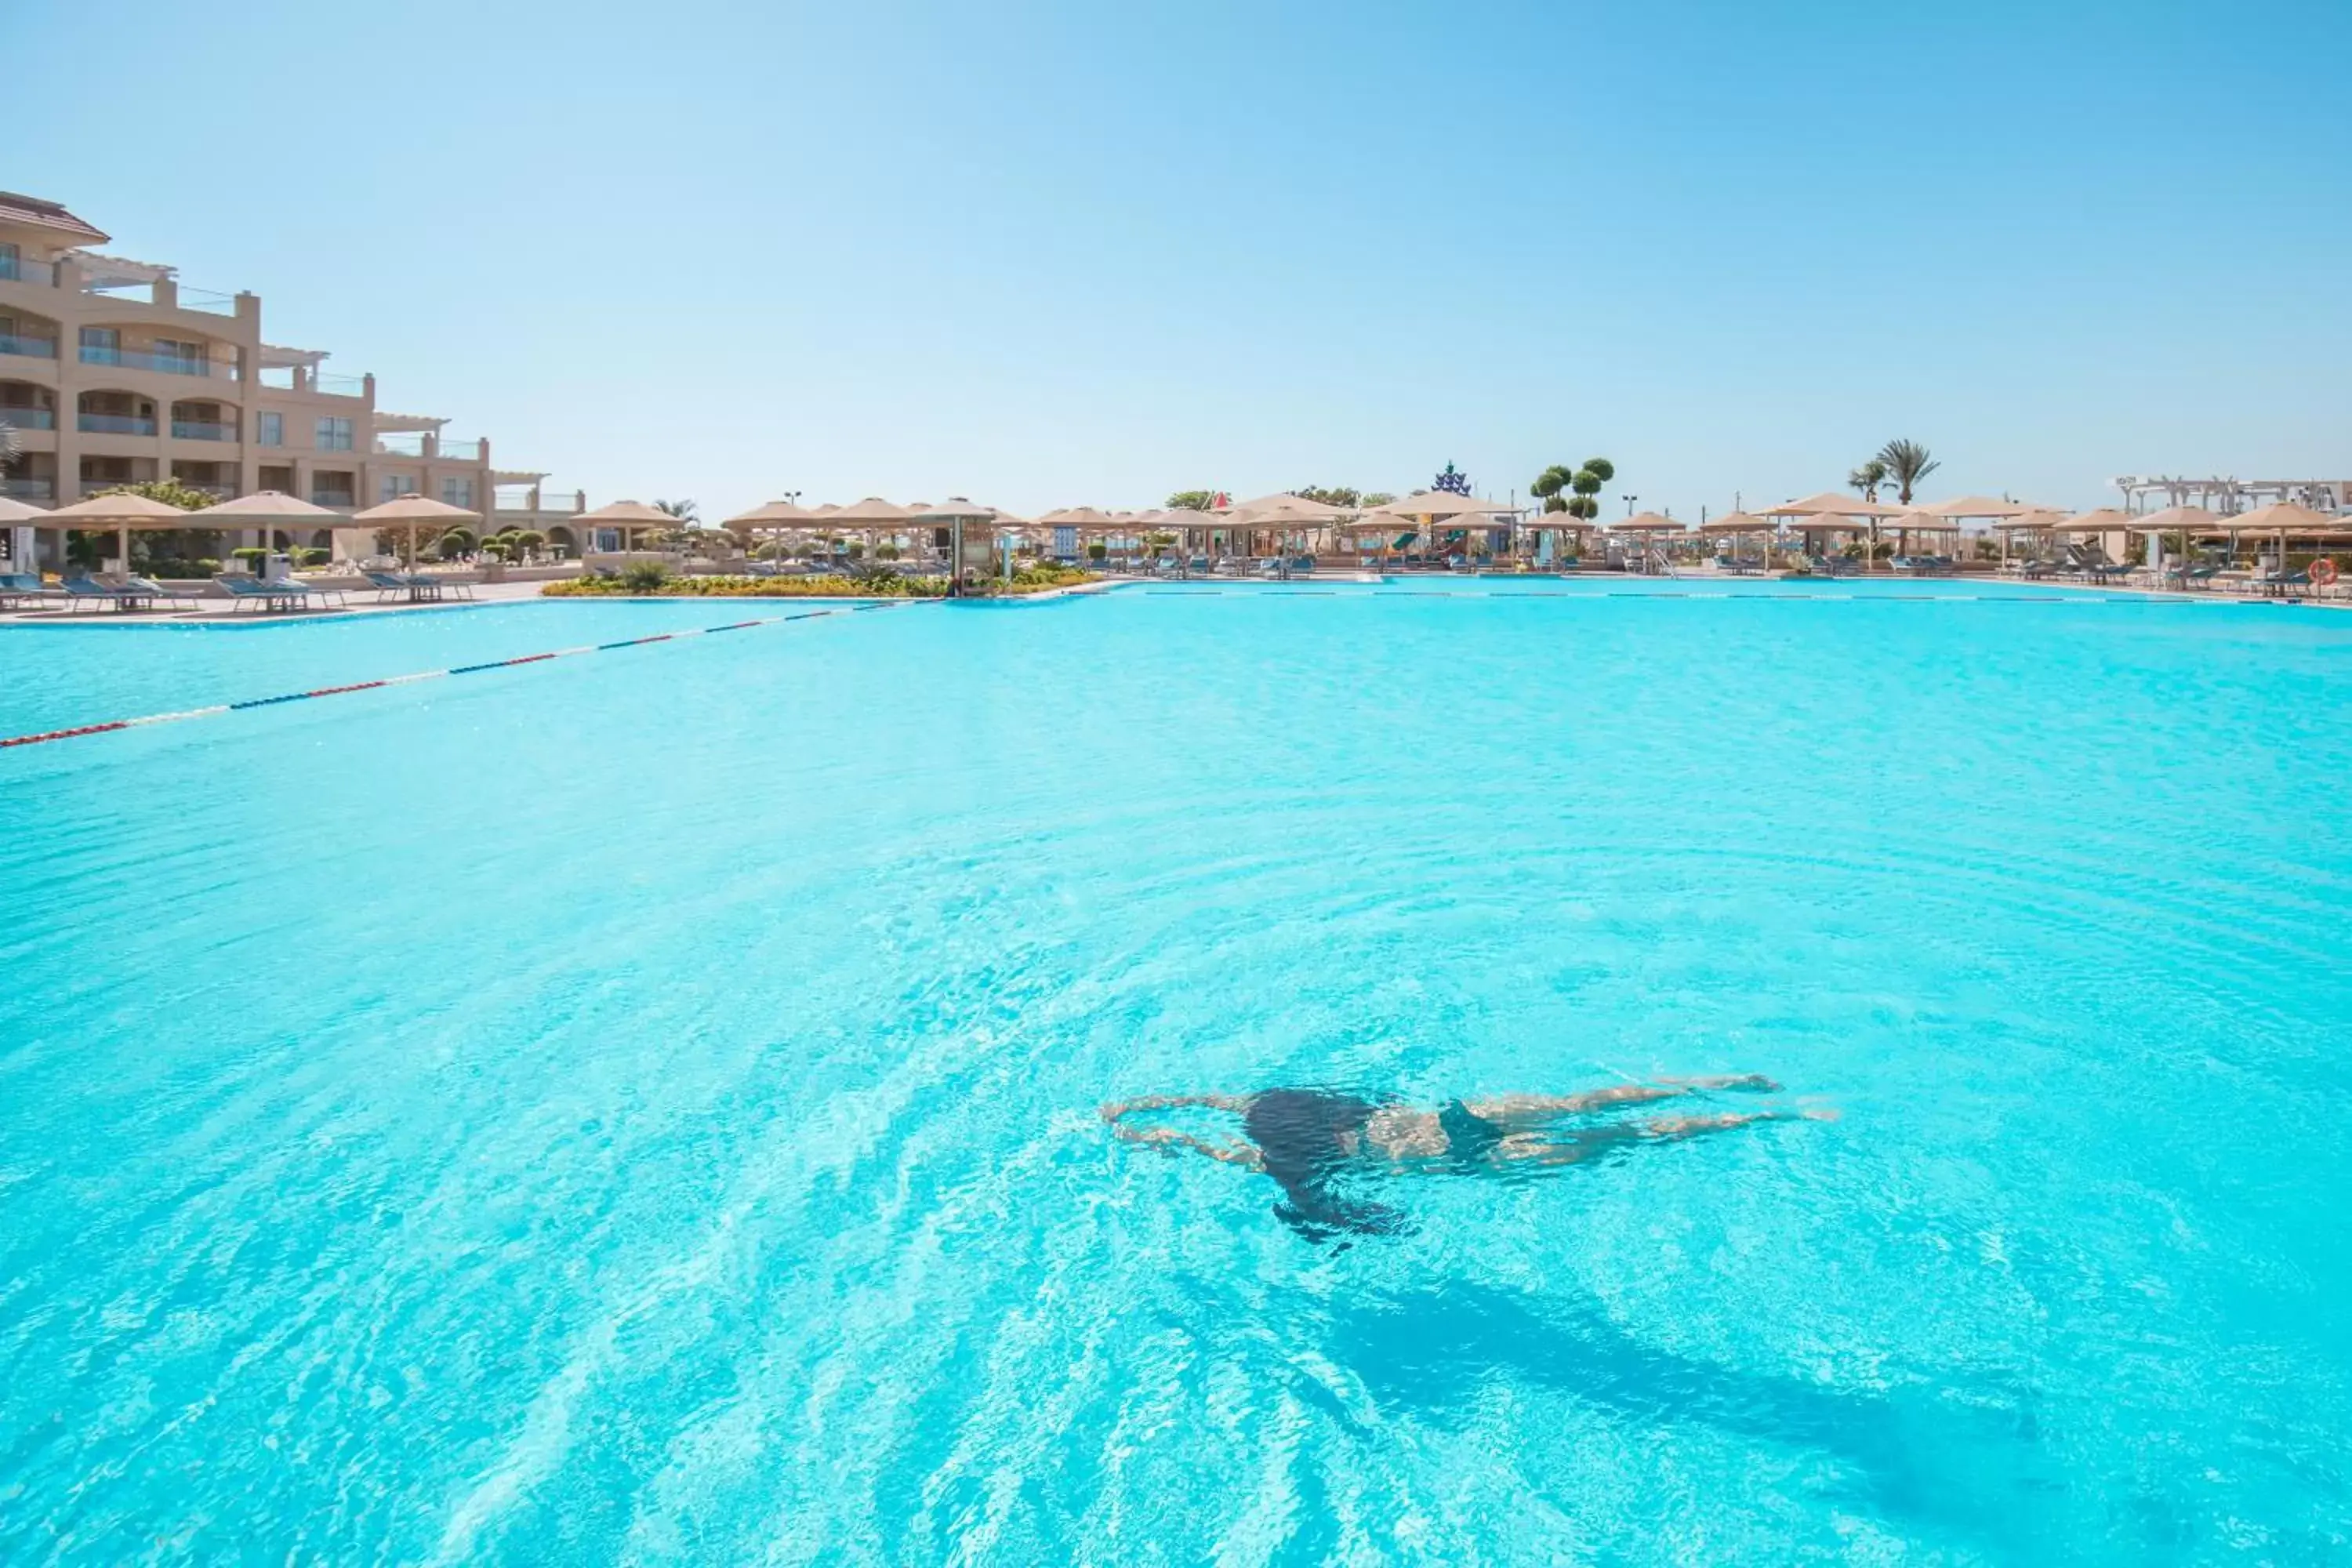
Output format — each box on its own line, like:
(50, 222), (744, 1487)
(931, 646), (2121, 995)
(909, 498), (1008, 583)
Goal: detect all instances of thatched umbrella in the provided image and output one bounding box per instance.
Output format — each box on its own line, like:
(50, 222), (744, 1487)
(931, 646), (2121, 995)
(43, 491), (193, 575)
(353, 493), (484, 570)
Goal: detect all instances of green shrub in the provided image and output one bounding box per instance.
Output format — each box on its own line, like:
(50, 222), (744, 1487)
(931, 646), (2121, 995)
(138, 557), (223, 579)
(543, 572), (946, 600)
(1087, 543), (1109, 562)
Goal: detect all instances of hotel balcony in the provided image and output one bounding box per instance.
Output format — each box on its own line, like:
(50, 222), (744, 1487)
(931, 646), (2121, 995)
(77, 342), (239, 382)
(1, 329), (58, 360)
(78, 411), (157, 436)
(374, 434), (483, 460)
(310, 485), (357, 509)
(0, 404), (56, 430)
(2, 476), (55, 500)
(170, 401), (238, 441)
(0, 254), (60, 287)
(256, 365), (367, 399)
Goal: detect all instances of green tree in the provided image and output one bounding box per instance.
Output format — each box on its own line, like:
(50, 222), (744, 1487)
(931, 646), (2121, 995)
(1569, 459), (1610, 519)
(1875, 440), (1939, 505)
(1360, 492), (1396, 509)
(654, 498), (699, 522)
(92, 478), (215, 512)
(1534, 459), (1613, 519)
(1165, 488), (1218, 512)
(1848, 458), (1889, 501)
(434, 524), (479, 560)
(1530, 463), (1577, 514)
(513, 528), (547, 561)
(1290, 486), (1361, 508)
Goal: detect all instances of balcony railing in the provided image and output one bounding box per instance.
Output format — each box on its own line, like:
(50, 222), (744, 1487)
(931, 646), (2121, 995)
(172, 419), (237, 441)
(1, 332), (58, 359)
(315, 372), (365, 397)
(0, 255), (59, 286)
(1, 477), (54, 499)
(437, 438), (482, 462)
(0, 406), (56, 430)
(179, 288), (240, 317)
(77, 344), (239, 380)
(374, 432), (426, 456)
(78, 413), (159, 437)
(310, 489), (357, 509)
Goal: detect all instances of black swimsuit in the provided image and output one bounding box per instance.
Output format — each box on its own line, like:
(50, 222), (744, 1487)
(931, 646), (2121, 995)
(1436, 1099), (1509, 1165)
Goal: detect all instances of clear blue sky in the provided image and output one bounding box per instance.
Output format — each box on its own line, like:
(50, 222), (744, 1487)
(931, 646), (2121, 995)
(13, 0), (2349, 518)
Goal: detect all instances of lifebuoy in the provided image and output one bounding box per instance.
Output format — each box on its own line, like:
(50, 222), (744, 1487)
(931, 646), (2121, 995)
(2313, 558), (2340, 586)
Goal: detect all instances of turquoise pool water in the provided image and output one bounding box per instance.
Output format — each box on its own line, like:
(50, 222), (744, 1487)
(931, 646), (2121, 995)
(2, 583), (2347, 1563)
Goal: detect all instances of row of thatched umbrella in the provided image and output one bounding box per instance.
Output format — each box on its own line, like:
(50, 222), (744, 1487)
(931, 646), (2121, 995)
(0, 489), (731, 572)
(1, 488), (493, 572)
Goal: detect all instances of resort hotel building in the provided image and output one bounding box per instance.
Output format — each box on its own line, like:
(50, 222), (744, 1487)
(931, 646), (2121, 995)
(0, 191), (588, 568)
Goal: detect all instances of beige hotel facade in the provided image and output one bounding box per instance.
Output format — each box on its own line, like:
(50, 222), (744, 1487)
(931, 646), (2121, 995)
(0, 191), (589, 567)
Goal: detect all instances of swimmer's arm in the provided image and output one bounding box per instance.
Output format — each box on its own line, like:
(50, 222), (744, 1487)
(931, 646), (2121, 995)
(1098, 1092), (1254, 1120)
(1109, 1123), (1265, 1169)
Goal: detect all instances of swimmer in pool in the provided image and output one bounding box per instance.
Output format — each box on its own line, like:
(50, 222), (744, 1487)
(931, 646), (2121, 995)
(1101, 1078), (1832, 1238)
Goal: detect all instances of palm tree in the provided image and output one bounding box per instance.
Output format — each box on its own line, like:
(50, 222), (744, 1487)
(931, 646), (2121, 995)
(1848, 459), (1888, 501)
(653, 498), (699, 523)
(1875, 441), (1940, 506)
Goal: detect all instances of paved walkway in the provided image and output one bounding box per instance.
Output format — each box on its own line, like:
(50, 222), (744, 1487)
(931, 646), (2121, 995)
(0, 579), (551, 625)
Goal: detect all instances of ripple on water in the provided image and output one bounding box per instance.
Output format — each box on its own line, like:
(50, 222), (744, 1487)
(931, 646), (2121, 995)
(0, 590), (2347, 1562)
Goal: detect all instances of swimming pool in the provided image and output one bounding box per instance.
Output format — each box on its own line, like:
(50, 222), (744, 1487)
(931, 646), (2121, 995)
(3, 583), (2347, 1562)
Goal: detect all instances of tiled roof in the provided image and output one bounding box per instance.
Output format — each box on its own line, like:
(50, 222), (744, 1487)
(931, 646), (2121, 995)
(0, 191), (110, 244)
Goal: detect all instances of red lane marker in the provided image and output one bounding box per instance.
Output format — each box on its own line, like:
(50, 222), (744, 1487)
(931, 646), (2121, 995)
(1, 720), (132, 750)
(303, 680), (390, 699)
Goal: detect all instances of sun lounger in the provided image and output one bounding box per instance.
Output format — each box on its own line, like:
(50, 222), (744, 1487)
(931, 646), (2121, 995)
(2255, 567), (2310, 598)
(115, 573), (198, 609)
(0, 572), (66, 610)
(62, 574), (159, 612)
(212, 574), (314, 613)
(363, 569), (439, 602)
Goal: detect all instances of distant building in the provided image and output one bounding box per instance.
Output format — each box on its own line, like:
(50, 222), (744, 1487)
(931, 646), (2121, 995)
(0, 191), (590, 563)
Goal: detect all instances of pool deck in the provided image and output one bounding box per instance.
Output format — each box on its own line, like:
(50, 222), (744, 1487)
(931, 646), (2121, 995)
(2, 570), (2342, 625)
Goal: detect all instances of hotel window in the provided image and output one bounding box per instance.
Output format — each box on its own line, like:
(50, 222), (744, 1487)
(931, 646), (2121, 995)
(0, 242), (17, 280)
(441, 477), (474, 509)
(315, 416), (353, 452)
(379, 474), (419, 503)
(153, 338), (203, 374)
(257, 412), (283, 447)
(78, 326), (121, 364)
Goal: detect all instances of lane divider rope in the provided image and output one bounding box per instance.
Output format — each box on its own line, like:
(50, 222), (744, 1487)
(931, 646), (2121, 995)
(2, 601), (921, 751)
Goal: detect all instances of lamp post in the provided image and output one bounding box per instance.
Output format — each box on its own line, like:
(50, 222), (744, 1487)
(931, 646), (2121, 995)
(1622, 495), (1638, 517)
